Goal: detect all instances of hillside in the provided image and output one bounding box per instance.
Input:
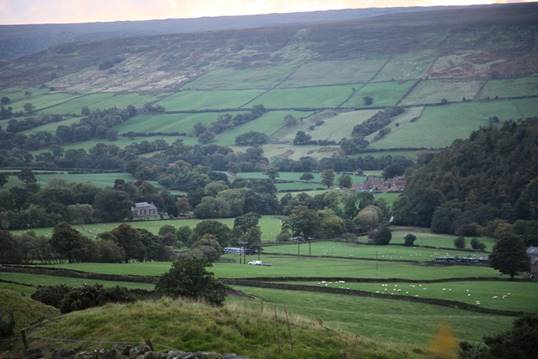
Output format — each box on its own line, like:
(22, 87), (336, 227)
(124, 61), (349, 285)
(1, 3), (538, 161)
(22, 297), (410, 358)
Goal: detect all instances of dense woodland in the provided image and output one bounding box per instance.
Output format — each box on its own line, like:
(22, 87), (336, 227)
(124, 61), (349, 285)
(394, 119), (538, 244)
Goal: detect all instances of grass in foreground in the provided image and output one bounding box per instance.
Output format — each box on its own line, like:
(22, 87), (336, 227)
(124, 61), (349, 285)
(0, 289), (59, 333)
(26, 298), (410, 358)
(233, 286), (514, 345)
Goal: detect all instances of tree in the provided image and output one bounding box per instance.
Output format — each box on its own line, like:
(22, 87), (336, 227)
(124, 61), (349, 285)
(300, 172), (314, 181)
(363, 96), (374, 106)
(191, 220), (232, 247)
(50, 223), (90, 262)
(382, 163), (405, 179)
(489, 232), (530, 278)
(369, 225), (392, 245)
(110, 224), (145, 262)
(0, 97), (10, 105)
(321, 170), (335, 188)
(23, 103), (34, 113)
(283, 205), (319, 238)
(338, 174), (352, 188)
(0, 174), (7, 188)
(454, 236), (466, 249)
(94, 189), (132, 222)
(264, 166), (279, 182)
(470, 238), (486, 252)
(284, 114), (298, 127)
(17, 169), (36, 184)
(404, 234), (417, 246)
(235, 131), (268, 146)
(155, 256), (226, 306)
(293, 131), (312, 145)
(81, 106), (91, 116)
(0, 230), (24, 264)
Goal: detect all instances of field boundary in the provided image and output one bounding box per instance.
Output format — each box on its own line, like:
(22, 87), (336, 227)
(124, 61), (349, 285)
(228, 276), (528, 283)
(228, 280), (524, 316)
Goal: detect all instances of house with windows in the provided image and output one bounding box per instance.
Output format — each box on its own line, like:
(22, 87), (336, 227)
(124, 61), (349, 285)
(131, 202), (159, 219)
(528, 247), (538, 279)
(354, 176), (406, 193)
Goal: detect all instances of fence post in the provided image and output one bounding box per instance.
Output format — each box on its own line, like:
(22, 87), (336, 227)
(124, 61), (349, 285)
(21, 329), (29, 350)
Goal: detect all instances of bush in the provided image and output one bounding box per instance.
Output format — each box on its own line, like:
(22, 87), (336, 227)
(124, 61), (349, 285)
(0, 307), (15, 339)
(404, 234), (417, 246)
(454, 236), (466, 249)
(31, 285), (71, 308)
(59, 285), (136, 314)
(277, 230), (291, 242)
(470, 238), (486, 251)
(369, 225), (392, 245)
(156, 257), (226, 306)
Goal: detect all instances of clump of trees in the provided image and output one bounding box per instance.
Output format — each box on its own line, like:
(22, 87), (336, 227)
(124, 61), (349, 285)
(235, 131), (269, 146)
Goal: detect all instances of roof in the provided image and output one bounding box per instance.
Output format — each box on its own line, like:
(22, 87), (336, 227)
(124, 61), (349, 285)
(527, 247), (538, 256)
(133, 202), (157, 210)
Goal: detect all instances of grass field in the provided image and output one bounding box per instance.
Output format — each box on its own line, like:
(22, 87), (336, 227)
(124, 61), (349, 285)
(251, 84), (357, 108)
(0, 272), (155, 290)
(114, 112), (225, 135)
(374, 192), (400, 206)
(0, 289), (59, 333)
(156, 89), (263, 110)
(45, 254), (503, 279)
(373, 51), (438, 81)
(479, 76), (538, 99)
(236, 171), (366, 184)
(41, 93), (160, 115)
(186, 63), (299, 90)
(234, 286), (514, 344)
(369, 99), (538, 149)
(309, 110), (378, 141)
(264, 241), (481, 261)
(10, 93), (81, 112)
(280, 58), (386, 87)
(401, 79), (484, 105)
(258, 144), (342, 161)
(214, 111), (311, 146)
(275, 182), (326, 192)
(343, 81), (415, 108)
(295, 280), (538, 314)
(11, 215), (283, 242)
(22, 116), (82, 134)
(389, 229), (496, 251)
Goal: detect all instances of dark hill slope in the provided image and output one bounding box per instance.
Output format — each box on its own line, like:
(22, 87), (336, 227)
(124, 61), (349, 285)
(394, 119), (538, 232)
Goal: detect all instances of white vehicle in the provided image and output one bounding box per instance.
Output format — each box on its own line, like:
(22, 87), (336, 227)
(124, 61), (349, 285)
(248, 260), (263, 266)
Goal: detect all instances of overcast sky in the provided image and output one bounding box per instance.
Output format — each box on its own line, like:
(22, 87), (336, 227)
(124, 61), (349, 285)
(0, 0), (532, 25)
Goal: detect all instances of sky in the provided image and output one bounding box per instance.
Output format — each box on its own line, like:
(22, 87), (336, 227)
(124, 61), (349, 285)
(0, 0), (533, 25)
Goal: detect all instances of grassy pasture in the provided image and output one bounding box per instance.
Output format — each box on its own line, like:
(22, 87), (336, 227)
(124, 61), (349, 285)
(45, 255), (502, 279)
(279, 58), (386, 87)
(297, 280), (538, 314)
(115, 112), (224, 135)
(22, 116), (82, 134)
(258, 144), (341, 161)
(275, 182), (326, 192)
(264, 241), (480, 262)
(373, 192), (400, 206)
(0, 87), (50, 104)
(214, 111), (311, 146)
(251, 84), (357, 108)
(11, 215), (283, 242)
(156, 89), (263, 110)
(368, 99), (538, 149)
(0, 272), (155, 290)
(40, 93), (159, 115)
(0, 289), (59, 333)
(10, 93), (81, 112)
(373, 51), (438, 81)
(309, 110), (378, 141)
(401, 79), (484, 105)
(343, 81), (415, 108)
(234, 286), (514, 345)
(235, 171), (366, 184)
(389, 229), (496, 251)
(186, 63), (299, 90)
(479, 76), (538, 99)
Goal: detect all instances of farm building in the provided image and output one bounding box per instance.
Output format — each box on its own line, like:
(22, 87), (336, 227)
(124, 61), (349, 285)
(354, 176), (406, 192)
(528, 247), (538, 278)
(131, 202), (159, 219)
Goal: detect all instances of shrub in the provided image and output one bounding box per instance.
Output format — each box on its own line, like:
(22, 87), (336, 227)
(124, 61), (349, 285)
(300, 173), (314, 181)
(277, 230), (291, 242)
(59, 285), (136, 314)
(470, 238), (486, 252)
(404, 234), (417, 246)
(156, 257), (226, 306)
(0, 307), (15, 339)
(454, 236), (466, 249)
(369, 225), (392, 245)
(31, 285), (71, 308)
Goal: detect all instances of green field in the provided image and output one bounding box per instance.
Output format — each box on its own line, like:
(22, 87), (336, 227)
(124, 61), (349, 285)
(369, 99), (538, 149)
(373, 192), (400, 206)
(214, 111), (311, 145)
(275, 182), (326, 192)
(23, 116), (82, 134)
(373, 51), (438, 81)
(186, 63), (299, 90)
(41, 93), (160, 114)
(280, 58), (387, 87)
(156, 89), (263, 110)
(10, 93), (81, 112)
(295, 280), (538, 314)
(11, 215), (283, 242)
(45, 254), (503, 279)
(260, 143), (341, 160)
(114, 112), (225, 135)
(479, 76), (538, 99)
(343, 81), (415, 108)
(401, 79), (484, 105)
(389, 229), (496, 251)
(309, 110), (378, 141)
(236, 171), (366, 184)
(264, 241), (481, 261)
(251, 84), (357, 108)
(234, 286), (514, 344)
